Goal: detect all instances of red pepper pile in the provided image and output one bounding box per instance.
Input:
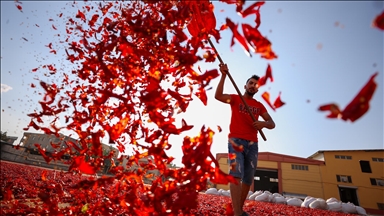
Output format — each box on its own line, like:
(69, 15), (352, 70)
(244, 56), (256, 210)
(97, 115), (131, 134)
(1, 161), (358, 215)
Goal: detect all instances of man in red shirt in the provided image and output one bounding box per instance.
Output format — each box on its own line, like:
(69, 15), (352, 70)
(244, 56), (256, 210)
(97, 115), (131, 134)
(215, 63), (276, 216)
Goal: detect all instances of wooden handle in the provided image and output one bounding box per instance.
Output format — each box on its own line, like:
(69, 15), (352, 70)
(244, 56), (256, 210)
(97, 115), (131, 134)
(207, 38), (267, 141)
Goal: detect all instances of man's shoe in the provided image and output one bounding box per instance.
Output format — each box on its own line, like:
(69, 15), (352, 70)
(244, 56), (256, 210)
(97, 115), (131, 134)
(241, 212), (249, 216)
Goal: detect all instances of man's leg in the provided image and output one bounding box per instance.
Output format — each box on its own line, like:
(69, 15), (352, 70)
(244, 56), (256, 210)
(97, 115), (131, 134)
(230, 178), (242, 216)
(239, 182), (251, 215)
(228, 138), (245, 216)
(240, 141), (259, 214)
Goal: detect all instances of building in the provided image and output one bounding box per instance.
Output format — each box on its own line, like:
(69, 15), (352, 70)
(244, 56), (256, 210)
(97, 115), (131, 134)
(216, 149), (384, 215)
(216, 152), (325, 199)
(308, 149), (384, 215)
(1, 136), (18, 145)
(2, 132), (119, 174)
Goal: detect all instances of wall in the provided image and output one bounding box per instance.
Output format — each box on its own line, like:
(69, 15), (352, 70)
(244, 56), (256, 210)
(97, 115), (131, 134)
(321, 150), (384, 212)
(281, 163), (323, 199)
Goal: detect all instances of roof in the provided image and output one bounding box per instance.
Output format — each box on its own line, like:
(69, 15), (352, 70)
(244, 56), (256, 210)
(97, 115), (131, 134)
(217, 151), (325, 165)
(308, 149), (384, 159)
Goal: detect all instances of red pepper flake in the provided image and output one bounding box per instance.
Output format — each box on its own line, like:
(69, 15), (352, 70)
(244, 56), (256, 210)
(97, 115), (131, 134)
(258, 64), (273, 88)
(217, 125), (222, 132)
(372, 10), (384, 30)
(273, 92), (285, 109)
(41, 170), (48, 181)
(261, 91), (276, 111)
(319, 72), (379, 122)
(16, 4), (22, 12)
(229, 139), (244, 152)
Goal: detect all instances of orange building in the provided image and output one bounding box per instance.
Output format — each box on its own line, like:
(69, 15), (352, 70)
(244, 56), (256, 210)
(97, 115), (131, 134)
(308, 150), (384, 215)
(216, 149), (384, 215)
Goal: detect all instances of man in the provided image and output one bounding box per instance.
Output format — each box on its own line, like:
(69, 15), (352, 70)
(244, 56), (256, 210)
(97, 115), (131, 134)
(215, 63), (275, 216)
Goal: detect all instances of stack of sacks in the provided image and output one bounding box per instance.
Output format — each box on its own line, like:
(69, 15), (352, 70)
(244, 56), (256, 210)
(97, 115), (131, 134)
(206, 189), (367, 215)
(309, 198), (328, 210)
(326, 197), (342, 212)
(205, 188), (220, 195)
(221, 189), (231, 197)
(255, 191), (272, 202)
(248, 190), (263, 200)
(218, 189), (224, 195)
(341, 202), (357, 214)
(246, 191), (253, 200)
(271, 193), (287, 204)
(286, 197), (303, 207)
(301, 196), (317, 208)
(355, 205), (367, 215)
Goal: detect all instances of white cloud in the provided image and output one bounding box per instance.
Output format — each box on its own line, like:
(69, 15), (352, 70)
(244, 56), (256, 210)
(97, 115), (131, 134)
(1, 83), (13, 93)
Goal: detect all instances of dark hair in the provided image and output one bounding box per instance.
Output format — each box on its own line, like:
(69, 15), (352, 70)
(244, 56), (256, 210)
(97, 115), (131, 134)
(246, 75), (260, 84)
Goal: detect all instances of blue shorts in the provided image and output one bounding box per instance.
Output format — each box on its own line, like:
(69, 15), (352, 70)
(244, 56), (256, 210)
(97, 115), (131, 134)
(228, 138), (259, 186)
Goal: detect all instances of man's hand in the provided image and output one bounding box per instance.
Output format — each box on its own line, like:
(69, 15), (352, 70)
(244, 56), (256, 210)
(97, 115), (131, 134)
(252, 121), (266, 130)
(219, 63), (229, 75)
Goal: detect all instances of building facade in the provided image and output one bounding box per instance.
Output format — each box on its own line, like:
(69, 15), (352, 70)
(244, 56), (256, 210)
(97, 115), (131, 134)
(216, 152), (325, 199)
(216, 149), (384, 215)
(308, 150), (384, 214)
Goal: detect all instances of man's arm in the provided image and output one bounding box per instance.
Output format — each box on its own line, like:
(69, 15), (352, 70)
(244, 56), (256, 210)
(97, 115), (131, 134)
(252, 112), (276, 130)
(215, 64), (232, 104)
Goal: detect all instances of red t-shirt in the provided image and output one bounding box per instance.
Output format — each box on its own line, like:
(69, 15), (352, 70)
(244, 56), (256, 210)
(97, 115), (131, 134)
(228, 94), (268, 142)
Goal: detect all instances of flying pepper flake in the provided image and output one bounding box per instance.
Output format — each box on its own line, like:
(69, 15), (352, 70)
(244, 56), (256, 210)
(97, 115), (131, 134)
(242, 23), (277, 59)
(69, 156), (97, 175)
(261, 91), (276, 111)
(341, 72), (378, 122)
(319, 72), (378, 122)
(318, 103), (341, 119)
(257, 64), (273, 88)
(228, 153), (236, 160)
(273, 92), (285, 109)
(226, 18), (251, 56)
(41, 170), (48, 181)
(372, 10), (384, 31)
(229, 139), (244, 152)
(238, 1), (265, 28)
(76, 10), (86, 21)
(15, 4), (23, 12)
(186, 0), (218, 39)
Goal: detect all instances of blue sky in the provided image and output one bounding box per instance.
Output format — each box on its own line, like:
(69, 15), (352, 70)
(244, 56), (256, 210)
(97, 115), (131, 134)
(1, 1), (383, 166)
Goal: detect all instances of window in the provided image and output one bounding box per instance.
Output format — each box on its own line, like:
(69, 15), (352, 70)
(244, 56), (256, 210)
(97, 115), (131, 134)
(336, 175), (352, 183)
(371, 178), (384, 186)
(335, 155), (352, 160)
(254, 176), (260, 181)
(291, 164), (309, 171)
(373, 157), (384, 162)
(360, 160), (372, 173)
(270, 178), (278, 182)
